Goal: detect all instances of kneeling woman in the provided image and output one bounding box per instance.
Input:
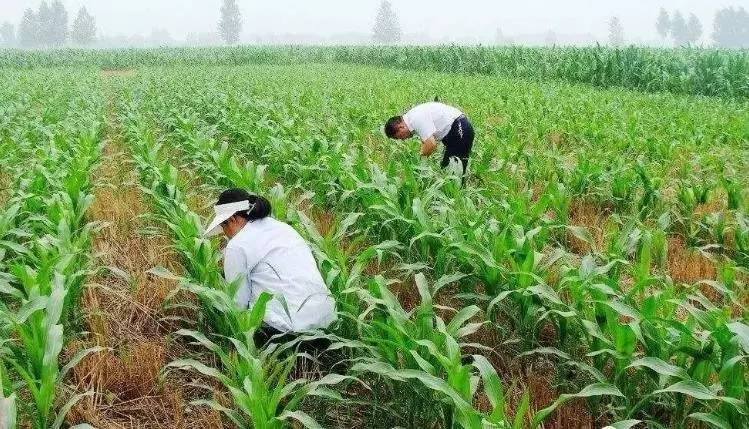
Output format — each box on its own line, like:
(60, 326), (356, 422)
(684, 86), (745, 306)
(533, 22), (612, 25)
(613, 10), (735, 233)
(204, 188), (337, 345)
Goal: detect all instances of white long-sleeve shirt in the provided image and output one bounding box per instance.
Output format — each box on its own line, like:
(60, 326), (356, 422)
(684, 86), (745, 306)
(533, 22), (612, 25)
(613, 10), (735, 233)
(403, 102), (464, 141)
(223, 217), (337, 332)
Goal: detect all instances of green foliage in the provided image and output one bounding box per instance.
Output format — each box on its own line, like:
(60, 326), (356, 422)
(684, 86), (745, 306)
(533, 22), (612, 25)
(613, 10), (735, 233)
(0, 46), (748, 99)
(0, 71), (104, 428)
(2, 51), (746, 428)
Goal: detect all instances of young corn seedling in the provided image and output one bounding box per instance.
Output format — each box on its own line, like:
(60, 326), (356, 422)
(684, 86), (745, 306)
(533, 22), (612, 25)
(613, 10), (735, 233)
(354, 273), (601, 429)
(296, 211), (401, 312)
(167, 282), (353, 429)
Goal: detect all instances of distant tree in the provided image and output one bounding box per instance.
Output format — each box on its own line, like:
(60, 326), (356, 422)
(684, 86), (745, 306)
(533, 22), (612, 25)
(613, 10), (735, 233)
(0, 22), (15, 47)
(49, 0), (69, 46)
(71, 7), (96, 45)
(656, 8), (671, 40)
(495, 27), (504, 45)
(149, 28), (174, 46)
(218, 0), (242, 45)
(685, 13), (702, 45)
(37, 1), (53, 46)
(372, 0), (402, 44)
(670, 11), (689, 45)
(608, 16), (625, 46)
(544, 30), (557, 46)
(713, 6), (749, 48)
(19, 9), (39, 47)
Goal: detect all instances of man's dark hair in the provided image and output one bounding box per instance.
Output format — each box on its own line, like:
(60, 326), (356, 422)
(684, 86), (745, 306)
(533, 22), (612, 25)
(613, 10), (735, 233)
(217, 188), (272, 221)
(384, 116), (404, 139)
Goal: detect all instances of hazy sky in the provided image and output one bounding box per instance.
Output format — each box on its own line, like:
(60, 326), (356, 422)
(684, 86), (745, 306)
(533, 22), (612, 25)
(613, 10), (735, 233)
(1, 0), (747, 43)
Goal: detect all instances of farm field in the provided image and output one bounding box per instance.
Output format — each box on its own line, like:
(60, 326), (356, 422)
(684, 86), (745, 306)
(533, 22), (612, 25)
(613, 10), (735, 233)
(1, 52), (748, 429)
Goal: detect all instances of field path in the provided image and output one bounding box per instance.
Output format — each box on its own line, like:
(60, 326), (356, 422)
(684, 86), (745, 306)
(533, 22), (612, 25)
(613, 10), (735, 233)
(63, 71), (222, 428)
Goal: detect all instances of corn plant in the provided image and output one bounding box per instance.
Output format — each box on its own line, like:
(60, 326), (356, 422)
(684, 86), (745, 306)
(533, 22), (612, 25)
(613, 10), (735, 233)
(166, 282), (353, 429)
(109, 61), (748, 428)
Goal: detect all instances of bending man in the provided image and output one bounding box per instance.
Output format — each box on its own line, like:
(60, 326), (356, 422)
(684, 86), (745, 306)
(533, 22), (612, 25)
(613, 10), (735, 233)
(385, 101), (475, 177)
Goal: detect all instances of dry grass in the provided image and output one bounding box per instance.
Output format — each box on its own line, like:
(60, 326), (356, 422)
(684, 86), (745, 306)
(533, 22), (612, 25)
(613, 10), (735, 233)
(545, 132), (575, 149)
(465, 326), (596, 428)
(566, 199), (609, 255)
(65, 140), (220, 428)
(667, 237), (717, 284)
(63, 74), (223, 428)
(693, 193), (727, 218)
(311, 209), (336, 237)
(0, 172), (10, 207)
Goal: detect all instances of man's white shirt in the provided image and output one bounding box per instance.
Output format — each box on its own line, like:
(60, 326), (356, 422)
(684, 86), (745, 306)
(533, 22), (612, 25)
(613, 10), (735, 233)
(403, 102), (463, 141)
(223, 217), (337, 332)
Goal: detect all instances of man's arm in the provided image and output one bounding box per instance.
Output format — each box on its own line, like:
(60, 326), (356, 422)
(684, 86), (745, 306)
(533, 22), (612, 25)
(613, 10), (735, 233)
(420, 137), (438, 157)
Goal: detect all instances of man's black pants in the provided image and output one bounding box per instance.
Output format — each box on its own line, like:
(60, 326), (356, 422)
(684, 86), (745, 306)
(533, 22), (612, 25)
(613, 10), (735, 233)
(440, 115), (475, 176)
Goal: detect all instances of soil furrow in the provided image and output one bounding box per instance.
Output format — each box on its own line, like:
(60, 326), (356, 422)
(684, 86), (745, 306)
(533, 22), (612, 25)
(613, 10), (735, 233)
(63, 72), (222, 429)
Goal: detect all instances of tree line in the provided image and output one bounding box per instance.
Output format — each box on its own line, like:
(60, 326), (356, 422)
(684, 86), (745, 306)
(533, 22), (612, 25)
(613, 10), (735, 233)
(0, 1), (96, 48)
(2, 1), (748, 49)
(584, 7), (747, 48)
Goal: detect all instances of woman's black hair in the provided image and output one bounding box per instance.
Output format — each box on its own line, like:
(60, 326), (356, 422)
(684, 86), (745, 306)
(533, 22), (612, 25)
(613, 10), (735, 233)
(217, 188), (272, 221)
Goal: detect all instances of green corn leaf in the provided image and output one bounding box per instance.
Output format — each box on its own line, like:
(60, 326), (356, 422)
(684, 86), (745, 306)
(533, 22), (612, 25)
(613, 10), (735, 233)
(602, 420), (642, 429)
(146, 266), (183, 281)
(512, 391), (530, 429)
(43, 324), (64, 368)
(654, 379), (717, 400)
(526, 284), (564, 305)
(351, 360), (405, 382)
(247, 291), (273, 330)
(598, 299), (642, 322)
(166, 359), (231, 385)
(398, 368), (480, 423)
(655, 380), (747, 413)
(414, 273), (432, 306)
(687, 412), (731, 429)
(532, 383), (623, 428)
(59, 346), (110, 381)
(334, 212), (363, 241)
(0, 241), (30, 256)
(312, 373), (357, 387)
(13, 296), (48, 324)
(727, 322), (749, 354)
(0, 280), (22, 299)
(433, 272), (467, 295)
(446, 305), (481, 336)
(519, 347), (571, 360)
(279, 410), (324, 429)
(52, 391), (94, 429)
(471, 354), (505, 417)
(567, 225), (594, 246)
(627, 357), (689, 379)
(410, 350), (436, 374)
(487, 290), (515, 318)
(306, 386), (344, 402)
(190, 399), (245, 427)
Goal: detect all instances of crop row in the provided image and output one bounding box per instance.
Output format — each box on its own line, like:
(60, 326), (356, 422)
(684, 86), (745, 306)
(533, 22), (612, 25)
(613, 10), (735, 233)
(1, 46), (749, 99)
(0, 72), (105, 429)
(124, 65), (748, 427)
(113, 75), (599, 428)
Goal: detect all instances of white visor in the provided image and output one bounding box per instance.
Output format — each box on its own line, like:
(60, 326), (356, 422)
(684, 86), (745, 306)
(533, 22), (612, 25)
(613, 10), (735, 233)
(203, 200), (251, 237)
